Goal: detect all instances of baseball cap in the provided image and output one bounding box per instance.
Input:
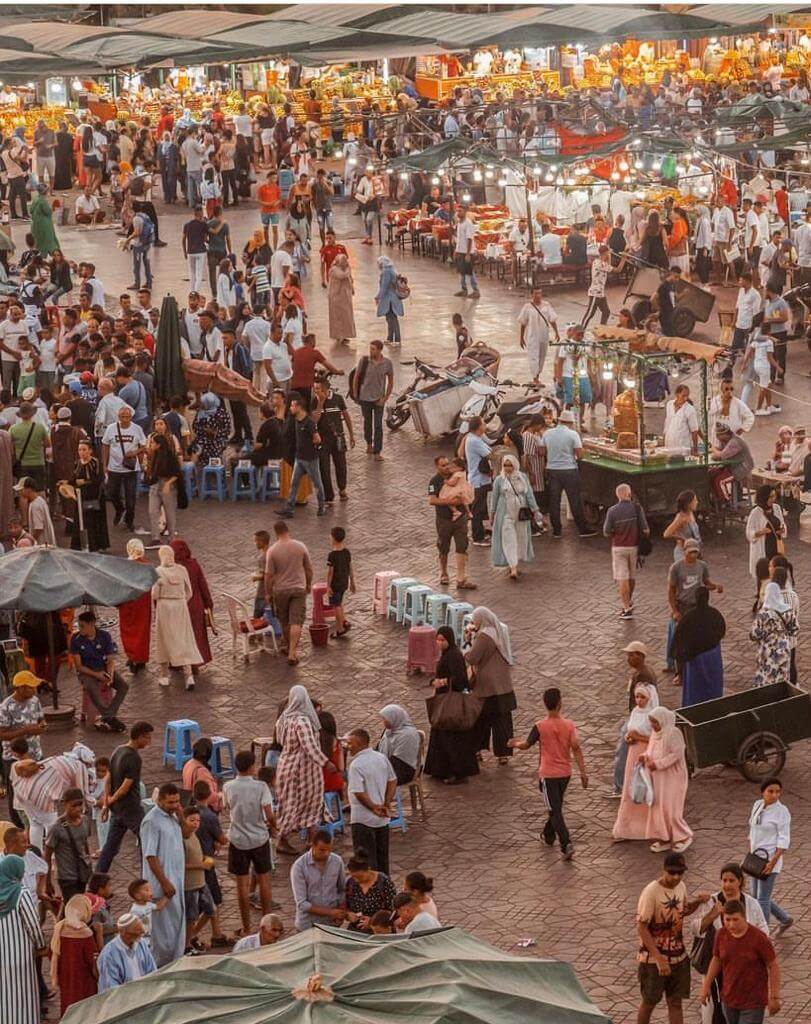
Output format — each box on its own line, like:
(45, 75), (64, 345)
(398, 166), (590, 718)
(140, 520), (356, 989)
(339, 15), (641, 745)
(80, 371), (94, 383)
(622, 641), (648, 655)
(12, 670), (42, 689)
(664, 851), (688, 873)
(68, 380), (83, 394)
(13, 476), (37, 492)
(57, 407), (71, 421)
(683, 539), (701, 553)
(558, 409), (575, 423)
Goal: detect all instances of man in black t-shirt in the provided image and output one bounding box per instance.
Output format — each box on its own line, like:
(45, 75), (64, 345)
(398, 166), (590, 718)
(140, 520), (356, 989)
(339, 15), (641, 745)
(313, 379), (355, 505)
(427, 455), (476, 592)
(96, 720), (154, 873)
(278, 393), (326, 518)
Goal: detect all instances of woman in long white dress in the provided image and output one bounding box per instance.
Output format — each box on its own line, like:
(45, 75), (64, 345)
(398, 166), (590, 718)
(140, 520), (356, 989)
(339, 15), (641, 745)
(489, 454), (540, 580)
(151, 545), (202, 691)
(0, 855), (45, 1024)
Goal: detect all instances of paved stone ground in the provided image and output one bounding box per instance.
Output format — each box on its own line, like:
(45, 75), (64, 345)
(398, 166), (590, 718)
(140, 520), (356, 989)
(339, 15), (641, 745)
(21, 189), (811, 1023)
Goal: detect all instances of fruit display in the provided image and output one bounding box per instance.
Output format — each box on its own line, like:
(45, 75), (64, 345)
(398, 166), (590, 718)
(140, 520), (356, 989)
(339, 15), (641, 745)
(0, 105), (71, 135)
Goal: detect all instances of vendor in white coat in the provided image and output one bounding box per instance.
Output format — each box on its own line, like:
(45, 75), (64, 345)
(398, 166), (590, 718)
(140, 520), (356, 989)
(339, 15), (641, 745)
(517, 286), (555, 384)
(663, 384), (700, 454)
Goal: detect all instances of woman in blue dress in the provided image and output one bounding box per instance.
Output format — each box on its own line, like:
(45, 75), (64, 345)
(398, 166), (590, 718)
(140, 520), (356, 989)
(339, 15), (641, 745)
(672, 586), (726, 706)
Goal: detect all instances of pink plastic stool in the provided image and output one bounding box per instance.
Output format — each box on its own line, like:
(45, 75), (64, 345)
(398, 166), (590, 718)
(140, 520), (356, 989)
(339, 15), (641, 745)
(373, 571), (401, 616)
(406, 626), (437, 675)
(311, 582), (338, 625)
(80, 681), (112, 723)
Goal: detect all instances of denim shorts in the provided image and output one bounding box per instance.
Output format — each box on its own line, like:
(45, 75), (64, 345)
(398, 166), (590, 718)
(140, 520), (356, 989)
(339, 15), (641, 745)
(184, 884), (215, 921)
(328, 589), (345, 607)
(261, 212), (280, 226)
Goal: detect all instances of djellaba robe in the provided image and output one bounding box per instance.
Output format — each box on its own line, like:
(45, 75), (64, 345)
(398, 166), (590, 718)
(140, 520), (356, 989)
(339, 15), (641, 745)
(140, 805), (186, 966)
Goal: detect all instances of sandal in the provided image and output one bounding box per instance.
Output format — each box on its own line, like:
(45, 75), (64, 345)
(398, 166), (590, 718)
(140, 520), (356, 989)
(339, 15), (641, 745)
(210, 935), (231, 948)
(439, 574), (450, 585)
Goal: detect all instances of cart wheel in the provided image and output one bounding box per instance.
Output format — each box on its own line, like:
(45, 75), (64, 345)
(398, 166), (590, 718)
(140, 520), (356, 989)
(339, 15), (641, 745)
(631, 299), (651, 324)
(671, 307), (696, 338)
(385, 405), (410, 431)
(737, 731), (786, 783)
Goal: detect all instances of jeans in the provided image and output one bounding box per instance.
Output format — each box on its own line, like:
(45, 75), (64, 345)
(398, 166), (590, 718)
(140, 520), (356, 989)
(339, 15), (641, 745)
(541, 776), (571, 848)
(107, 470), (137, 529)
(459, 268), (479, 292)
(1, 360), (20, 393)
(471, 483), (492, 542)
(96, 804), (144, 873)
(315, 208), (334, 236)
(186, 169), (202, 207)
(7, 176), (27, 218)
(751, 871), (790, 926)
(613, 722), (629, 794)
(318, 444), (347, 502)
(546, 468), (589, 535)
(78, 668), (129, 720)
(187, 252), (207, 294)
(360, 400), (384, 454)
(148, 481), (177, 541)
(385, 311), (400, 344)
(286, 457), (325, 511)
(666, 616), (677, 671)
(161, 168), (177, 202)
(229, 400), (253, 442)
(351, 822), (390, 875)
(221, 168), (238, 206)
(131, 245), (152, 289)
(363, 209), (377, 239)
(207, 249), (222, 295)
(722, 1008), (765, 1024)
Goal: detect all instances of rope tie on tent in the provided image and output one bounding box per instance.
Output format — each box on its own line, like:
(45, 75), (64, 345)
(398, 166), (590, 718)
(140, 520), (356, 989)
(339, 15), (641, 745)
(292, 974), (335, 1003)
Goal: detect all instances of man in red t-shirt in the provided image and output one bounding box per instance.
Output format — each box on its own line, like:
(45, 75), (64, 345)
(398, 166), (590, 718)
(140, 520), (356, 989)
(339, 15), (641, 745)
(258, 171), (283, 247)
(701, 902), (780, 1022)
(320, 229), (348, 288)
(508, 686), (588, 860)
(289, 333), (342, 409)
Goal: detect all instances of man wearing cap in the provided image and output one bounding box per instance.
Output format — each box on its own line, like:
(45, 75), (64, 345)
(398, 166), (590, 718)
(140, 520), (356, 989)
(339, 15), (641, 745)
(9, 402), (50, 495)
(637, 853), (711, 1024)
(539, 409), (597, 539)
(667, 539), (723, 676)
(179, 291), (203, 356)
(14, 477), (55, 546)
(67, 378), (96, 436)
(611, 641), (658, 798)
(97, 913), (157, 992)
(0, 670), (46, 827)
(604, 483), (650, 619)
(708, 423), (754, 509)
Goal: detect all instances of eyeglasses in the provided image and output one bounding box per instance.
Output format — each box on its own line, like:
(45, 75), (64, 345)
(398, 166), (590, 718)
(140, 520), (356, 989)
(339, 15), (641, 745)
(666, 868), (685, 876)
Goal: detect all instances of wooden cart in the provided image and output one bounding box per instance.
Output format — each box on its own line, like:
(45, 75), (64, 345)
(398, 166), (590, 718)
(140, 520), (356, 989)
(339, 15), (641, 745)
(580, 453), (712, 523)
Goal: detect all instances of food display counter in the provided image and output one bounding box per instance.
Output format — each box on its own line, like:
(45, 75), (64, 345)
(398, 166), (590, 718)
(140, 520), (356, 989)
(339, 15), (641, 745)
(580, 450), (714, 521)
(415, 70), (558, 101)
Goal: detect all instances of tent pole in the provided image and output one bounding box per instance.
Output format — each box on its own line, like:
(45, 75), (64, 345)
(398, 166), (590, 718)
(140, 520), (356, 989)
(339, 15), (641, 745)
(524, 155), (535, 255)
(45, 612), (58, 710)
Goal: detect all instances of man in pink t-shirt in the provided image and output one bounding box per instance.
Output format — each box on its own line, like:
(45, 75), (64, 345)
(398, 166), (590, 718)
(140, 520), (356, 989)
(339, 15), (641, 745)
(509, 687), (588, 860)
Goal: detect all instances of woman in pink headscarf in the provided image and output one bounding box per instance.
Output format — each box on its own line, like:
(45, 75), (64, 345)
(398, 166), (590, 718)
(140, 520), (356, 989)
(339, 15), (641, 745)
(640, 707), (693, 854)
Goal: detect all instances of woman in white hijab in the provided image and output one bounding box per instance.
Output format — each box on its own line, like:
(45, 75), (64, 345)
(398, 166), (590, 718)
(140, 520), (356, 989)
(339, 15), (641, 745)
(490, 453), (541, 579)
(640, 706), (693, 853)
(465, 607), (516, 764)
(612, 685), (659, 842)
(750, 580), (797, 687)
(151, 545), (202, 691)
(274, 685), (330, 854)
(378, 705), (421, 785)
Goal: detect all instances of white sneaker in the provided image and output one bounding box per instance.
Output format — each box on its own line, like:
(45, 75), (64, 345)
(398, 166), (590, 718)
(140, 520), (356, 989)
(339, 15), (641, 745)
(158, 677), (170, 688)
(755, 409), (770, 416)
(185, 676), (195, 691)
(768, 405), (782, 414)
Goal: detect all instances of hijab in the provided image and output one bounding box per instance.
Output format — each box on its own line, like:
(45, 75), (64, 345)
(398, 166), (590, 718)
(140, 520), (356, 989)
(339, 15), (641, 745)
(673, 586), (726, 662)
(126, 538), (145, 560)
(471, 606), (513, 664)
(500, 452), (527, 494)
(158, 544), (175, 567)
(0, 855), (25, 918)
(246, 228), (265, 253)
(195, 391), (221, 421)
(170, 538), (193, 566)
(627, 685), (660, 736)
(278, 684), (320, 740)
(762, 580), (790, 614)
(646, 706), (685, 761)
(50, 894), (92, 984)
(378, 704), (421, 768)
(435, 625), (467, 689)
(377, 255), (394, 271)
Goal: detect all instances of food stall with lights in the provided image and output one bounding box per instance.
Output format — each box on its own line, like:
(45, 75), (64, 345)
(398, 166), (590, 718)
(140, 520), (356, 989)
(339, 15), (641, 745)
(414, 52), (558, 101)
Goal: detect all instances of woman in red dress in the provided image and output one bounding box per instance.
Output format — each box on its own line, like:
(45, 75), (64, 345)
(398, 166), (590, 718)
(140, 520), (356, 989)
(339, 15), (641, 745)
(50, 894), (97, 1015)
(170, 538), (213, 667)
(117, 538), (152, 672)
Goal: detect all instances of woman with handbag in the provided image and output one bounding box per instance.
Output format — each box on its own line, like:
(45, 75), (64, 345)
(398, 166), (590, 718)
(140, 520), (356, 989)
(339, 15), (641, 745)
(612, 685), (658, 841)
(465, 607), (516, 764)
(750, 581), (797, 687)
(70, 439), (109, 552)
(748, 777), (793, 934)
(425, 627), (480, 785)
(694, 863), (768, 1024)
(170, 538), (214, 671)
(489, 454), (541, 580)
(745, 486), (787, 579)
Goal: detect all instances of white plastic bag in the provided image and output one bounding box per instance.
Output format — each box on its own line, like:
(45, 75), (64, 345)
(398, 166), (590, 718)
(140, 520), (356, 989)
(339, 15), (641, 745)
(630, 762), (654, 806)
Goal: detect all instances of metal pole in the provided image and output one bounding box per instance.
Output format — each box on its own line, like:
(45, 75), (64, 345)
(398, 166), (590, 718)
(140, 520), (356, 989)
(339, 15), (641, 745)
(45, 612), (58, 710)
(700, 359), (709, 466)
(76, 487), (88, 553)
(637, 357), (646, 464)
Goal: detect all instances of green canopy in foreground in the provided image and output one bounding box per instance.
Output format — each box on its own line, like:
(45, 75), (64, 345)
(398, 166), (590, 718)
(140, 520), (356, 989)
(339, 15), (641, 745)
(64, 924), (612, 1024)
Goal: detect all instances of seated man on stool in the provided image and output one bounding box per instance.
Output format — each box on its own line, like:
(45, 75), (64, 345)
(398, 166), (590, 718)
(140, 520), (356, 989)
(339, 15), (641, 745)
(708, 421), (754, 509)
(69, 609), (128, 732)
(75, 186), (106, 226)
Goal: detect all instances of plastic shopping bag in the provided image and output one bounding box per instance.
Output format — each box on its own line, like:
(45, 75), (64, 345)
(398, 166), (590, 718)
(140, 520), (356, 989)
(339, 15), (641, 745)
(630, 763), (654, 806)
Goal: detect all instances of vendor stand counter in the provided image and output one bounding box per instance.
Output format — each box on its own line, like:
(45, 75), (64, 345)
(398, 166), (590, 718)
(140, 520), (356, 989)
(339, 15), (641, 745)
(415, 70), (558, 101)
(580, 448), (712, 520)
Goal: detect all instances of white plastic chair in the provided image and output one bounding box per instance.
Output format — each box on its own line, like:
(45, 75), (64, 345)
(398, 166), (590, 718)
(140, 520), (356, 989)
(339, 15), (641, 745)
(222, 592), (278, 660)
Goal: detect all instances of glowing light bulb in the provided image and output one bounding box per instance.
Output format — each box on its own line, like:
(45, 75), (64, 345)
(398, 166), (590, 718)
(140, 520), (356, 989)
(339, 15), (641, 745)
(550, 164), (558, 172)
(473, 169), (482, 182)
(802, 156), (810, 166)
(565, 176), (576, 185)
(347, 157), (356, 166)
(462, 192), (472, 202)
(634, 160), (643, 169)
(555, 175), (564, 185)
(623, 175), (631, 183)
(366, 164), (375, 172)
(544, 172), (554, 183)
(622, 376), (636, 388)
(485, 169), (494, 179)
(652, 160), (662, 171)
(610, 171), (620, 181)
(699, 185), (709, 194)
(602, 368), (614, 380)
(532, 165), (541, 175)
(431, 175), (440, 184)
(619, 160), (629, 172)
(399, 172), (408, 181)
(334, 148), (343, 158)
(498, 178), (507, 187)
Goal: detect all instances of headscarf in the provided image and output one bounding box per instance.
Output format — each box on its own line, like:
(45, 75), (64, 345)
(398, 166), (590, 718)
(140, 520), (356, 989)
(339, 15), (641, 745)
(500, 453), (527, 493)
(648, 706), (678, 736)
(627, 685), (659, 736)
(471, 606), (513, 664)
(126, 538), (145, 560)
(762, 581), (790, 614)
(50, 894), (92, 984)
(378, 704), (421, 769)
(170, 538), (192, 565)
(0, 855), (25, 918)
(246, 228), (265, 253)
(277, 685), (320, 742)
(646, 707), (687, 769)
(377, 255), (394, 270)
(672, 587), (726, 662)
(195, 391), (221, 421)
(158, 544), (175, 567)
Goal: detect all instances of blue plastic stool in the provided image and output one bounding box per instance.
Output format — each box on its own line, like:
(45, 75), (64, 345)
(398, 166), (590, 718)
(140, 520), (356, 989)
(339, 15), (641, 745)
(258, 461), (282, 500)
(403, 584), (433, 627)
(386, 577), (418, 622)
(231, 465), (257, 501)
(424, 593), (453, 628)
(162, 719), (201, 771)
(181, 462), (197, 499)
(200, 464), (226, 501)
(388, 790), (408, 833)
(446, 601), (474, 643)
(137, 470), (150, 495)
(321, 791), (345, 838)
(210, 736), (236, 780)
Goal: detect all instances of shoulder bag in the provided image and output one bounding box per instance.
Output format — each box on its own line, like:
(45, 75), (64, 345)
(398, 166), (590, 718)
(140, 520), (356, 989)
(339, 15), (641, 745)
(741, 846), (770, 878)
(689, 921), (716, 974)
(425, 689), (483, 732)
(508, 476), (532, 521)
(635, 502), (653, 557)
(116, 423), (137, 472)
(12, 421), (35, 478)
(348, 356), (369, 404)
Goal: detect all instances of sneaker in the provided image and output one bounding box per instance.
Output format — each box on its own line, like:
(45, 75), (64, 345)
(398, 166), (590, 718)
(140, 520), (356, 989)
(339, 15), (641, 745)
(619, 608), (633, 620)
(768, 405), (782, 414)
(316, 507), (328, 516)
(775, 916), (794, 936)
(755, 408), (770, 416)
(552, 532), (562, 539)
(469, 290), (481, 299)
(158, 677), (170, 688)
(249, 892), (262, 909)
(607, 790), (622, 799)
(185, 676), (195, 691)
(275, 509), (294, 518)
(113, 510), (123, 526)
(472, 540), (489, 547)
(561, 843), (575, 861)
(105, 717), (127, 733)
(578, 530), (599, 538)
(454, 290), (469, 297)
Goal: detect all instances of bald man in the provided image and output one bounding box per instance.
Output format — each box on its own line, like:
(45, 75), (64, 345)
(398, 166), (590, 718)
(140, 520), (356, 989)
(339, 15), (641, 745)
(603, 483), (649, 619)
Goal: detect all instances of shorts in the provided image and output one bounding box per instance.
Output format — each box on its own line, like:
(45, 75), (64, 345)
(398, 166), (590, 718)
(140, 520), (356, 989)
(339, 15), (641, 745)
(328, 588), (346, 608)
(184, 884), (215, 921)
(754, 364), (770, 388)
(261, 212), (280, 227)
(563, 376), (593, 406)
(260, 128), (274, 145)
(611, 546), (637, 581)
(638, 958), (690, 1005)
(437, 515), (469, 556)
(82, 154), (101, 169)
(228, 841), (272, 877)
(204, 867), (222, 906)
(274, 588), (306, 627)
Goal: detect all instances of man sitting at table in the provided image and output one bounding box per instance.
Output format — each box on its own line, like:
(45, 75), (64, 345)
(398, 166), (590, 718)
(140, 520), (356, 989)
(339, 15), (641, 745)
(508, 217), (530, 253)
(562, 224), (588, 280)
(708, 421), (754, 508)
(537, 222), (563, 268)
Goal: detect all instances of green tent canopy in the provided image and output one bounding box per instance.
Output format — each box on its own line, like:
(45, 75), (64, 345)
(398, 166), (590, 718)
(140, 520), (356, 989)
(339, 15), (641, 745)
(64, 925), (612, 1024)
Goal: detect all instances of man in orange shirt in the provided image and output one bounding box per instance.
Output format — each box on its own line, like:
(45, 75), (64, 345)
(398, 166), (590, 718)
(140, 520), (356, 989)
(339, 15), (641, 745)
(257, 170), (282, 248)
(289, 332), (342, 410)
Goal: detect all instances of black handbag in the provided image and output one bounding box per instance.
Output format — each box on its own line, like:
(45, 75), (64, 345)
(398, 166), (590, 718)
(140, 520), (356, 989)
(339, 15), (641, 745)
(689, 926), (715, 975)
(741, 847), (770, 878)
(635, 503), (653, 557)
(426, 690), (483, 732)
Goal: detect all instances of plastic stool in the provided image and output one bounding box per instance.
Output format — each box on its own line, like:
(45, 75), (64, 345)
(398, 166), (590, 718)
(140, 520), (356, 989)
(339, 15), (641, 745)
(386, 577), (418, 622)
(407, 626), (437, 675)
(200, 464), (226, 502)
(321, 791), (345, 838)
(181, 462), (197, 499)
(311, 582), (338, 625)
(425, 593), (453, 628)
(231, 465), (257, 501)
(403, 584), (433, 627)
(446, 601), (474, 643)
(162, 719), (201, 770)
(258, 461), (282, 501)
(388, 790), (408, 833)
(210, 736), (236, 779)
(373, 571), (401, 616)
(251, 736), (275, 768)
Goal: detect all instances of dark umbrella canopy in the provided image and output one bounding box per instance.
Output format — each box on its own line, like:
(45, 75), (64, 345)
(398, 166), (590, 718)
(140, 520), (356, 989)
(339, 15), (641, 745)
(0, 547), (156, 611)
(154, 293), (185, 402)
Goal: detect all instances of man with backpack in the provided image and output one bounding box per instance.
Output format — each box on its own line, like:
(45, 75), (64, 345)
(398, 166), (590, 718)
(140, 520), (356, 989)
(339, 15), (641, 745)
(127, 212), (154, 293)
(351, 340), (393, 462)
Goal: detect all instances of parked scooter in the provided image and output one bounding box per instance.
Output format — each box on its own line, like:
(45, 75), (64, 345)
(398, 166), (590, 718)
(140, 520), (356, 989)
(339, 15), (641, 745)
(385, 350), (499, 434)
